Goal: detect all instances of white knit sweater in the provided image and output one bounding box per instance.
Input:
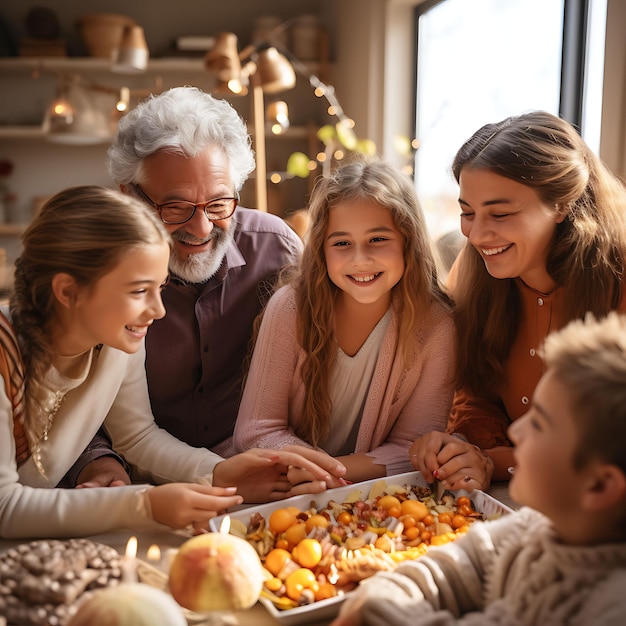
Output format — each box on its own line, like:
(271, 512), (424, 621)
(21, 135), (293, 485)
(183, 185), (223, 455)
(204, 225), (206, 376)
(1, 341), (221, 539)
(338, 507), (626, 626)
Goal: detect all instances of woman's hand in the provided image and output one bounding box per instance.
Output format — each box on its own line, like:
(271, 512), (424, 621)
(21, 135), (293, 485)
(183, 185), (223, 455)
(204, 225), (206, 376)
(409, 432), (494, 491)
(409, 431), (455, 482)
(148, 484), (243, 533)
(212, 447), (347, 503)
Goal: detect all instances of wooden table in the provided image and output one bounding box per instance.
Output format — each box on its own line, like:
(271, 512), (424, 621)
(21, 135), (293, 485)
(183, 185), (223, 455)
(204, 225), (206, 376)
(0, 483), (516, 626)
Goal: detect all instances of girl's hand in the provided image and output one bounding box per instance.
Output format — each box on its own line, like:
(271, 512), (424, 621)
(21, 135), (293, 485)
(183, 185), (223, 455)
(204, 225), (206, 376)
(148, 484), (242, 532)
(409, 432), (494, 491)
(213, 448), (347, 503)
(281, 445), (348, 491)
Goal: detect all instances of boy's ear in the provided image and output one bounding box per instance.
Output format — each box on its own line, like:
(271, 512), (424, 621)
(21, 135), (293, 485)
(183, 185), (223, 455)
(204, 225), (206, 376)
(51, 273), (79, 309)
(580, 463), (626, 512)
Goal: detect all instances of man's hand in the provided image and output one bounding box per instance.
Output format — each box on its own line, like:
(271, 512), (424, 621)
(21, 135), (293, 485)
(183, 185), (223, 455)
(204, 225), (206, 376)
(75, 456), (131, 489)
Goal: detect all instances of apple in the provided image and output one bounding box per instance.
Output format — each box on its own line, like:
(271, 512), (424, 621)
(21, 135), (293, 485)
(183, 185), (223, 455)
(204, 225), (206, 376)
(168, 532), (264, 613)
(66, 583), (186, 626)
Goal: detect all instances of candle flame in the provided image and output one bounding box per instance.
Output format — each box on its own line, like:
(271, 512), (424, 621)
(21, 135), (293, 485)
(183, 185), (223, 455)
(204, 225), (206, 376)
(122, 536), (139, 584)
(146, 544), (161, 561)
(125, 535), (138, 559)
(219, 515), (231, 534)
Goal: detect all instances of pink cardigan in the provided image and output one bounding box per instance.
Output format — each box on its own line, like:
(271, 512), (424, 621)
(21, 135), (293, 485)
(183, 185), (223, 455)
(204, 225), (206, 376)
(233, 285), (456, 475)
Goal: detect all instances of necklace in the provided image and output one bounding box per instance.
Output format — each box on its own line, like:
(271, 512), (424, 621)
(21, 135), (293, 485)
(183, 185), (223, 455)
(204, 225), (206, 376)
(33, 390), (67, 477)
(518, 277), (557, 298)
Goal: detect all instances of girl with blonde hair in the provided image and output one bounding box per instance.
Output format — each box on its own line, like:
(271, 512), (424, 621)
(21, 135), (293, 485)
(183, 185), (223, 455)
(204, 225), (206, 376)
(234, 158), (455, 482)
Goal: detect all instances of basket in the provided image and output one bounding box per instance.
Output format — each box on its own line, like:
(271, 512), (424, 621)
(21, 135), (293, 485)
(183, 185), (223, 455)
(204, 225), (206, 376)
(77, 13), (135, 59)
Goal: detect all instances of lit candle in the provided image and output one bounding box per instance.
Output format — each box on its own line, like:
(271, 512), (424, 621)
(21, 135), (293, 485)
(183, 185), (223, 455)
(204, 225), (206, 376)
(146, 544), (161, 562)
(144, 543), (163, 575)
(122, 535), (138, 583)
(219, 515), (231, 534)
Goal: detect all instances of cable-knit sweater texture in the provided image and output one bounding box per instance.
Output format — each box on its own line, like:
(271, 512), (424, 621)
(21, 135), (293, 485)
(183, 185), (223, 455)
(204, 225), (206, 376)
(340, 507), (626, 626)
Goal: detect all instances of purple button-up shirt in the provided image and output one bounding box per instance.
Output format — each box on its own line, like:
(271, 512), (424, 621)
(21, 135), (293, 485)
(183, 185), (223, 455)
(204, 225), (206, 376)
(144, 207), (302, 453)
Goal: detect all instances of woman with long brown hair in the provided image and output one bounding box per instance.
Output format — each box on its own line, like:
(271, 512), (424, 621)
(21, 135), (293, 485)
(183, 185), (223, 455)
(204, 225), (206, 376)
(410, 110), (626, 491)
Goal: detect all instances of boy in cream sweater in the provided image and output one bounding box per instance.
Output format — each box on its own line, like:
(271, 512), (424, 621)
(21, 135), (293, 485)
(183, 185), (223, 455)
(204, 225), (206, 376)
(331, 312), (626, 626)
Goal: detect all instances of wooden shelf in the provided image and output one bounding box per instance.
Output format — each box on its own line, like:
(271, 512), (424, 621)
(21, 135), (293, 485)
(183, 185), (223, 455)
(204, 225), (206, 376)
(0, 57), (327, 75)
(0, 223), (27, 236)
(0, 57), (206, 73)
(0, 57), (327, 141)
(0, 125), (46, 139)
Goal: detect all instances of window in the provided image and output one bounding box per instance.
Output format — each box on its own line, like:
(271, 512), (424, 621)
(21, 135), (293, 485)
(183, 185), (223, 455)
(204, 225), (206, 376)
(581, 0), (608, 153)
(413, 0), (565, 239)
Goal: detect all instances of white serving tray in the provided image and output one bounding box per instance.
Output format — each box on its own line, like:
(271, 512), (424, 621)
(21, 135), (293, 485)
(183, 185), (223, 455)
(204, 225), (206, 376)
(210, 471), (513, 626)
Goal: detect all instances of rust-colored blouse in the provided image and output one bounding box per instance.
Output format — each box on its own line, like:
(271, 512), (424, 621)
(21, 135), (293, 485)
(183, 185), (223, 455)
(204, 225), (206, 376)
(448, 280), (626, 449)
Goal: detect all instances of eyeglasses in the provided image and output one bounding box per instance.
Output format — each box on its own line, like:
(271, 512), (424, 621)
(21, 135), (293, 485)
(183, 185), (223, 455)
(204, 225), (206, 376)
(132, 184), (239, 225)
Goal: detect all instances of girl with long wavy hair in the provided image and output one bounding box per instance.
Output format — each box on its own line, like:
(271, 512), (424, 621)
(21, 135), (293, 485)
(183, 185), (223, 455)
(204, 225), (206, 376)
(410, 111), (626, 492)
(234, 157), (455, 483)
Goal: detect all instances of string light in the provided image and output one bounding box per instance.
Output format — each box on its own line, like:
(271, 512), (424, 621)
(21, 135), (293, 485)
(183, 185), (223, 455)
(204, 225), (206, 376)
(266, 100), (290, 135)
(115, 86), (130, 112)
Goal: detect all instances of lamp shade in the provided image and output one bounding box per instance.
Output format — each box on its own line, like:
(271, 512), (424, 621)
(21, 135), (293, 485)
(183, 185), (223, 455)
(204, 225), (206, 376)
(205, 32), (243, 82)
(254, 47), (296, 94)
(113, 24), (149, 73)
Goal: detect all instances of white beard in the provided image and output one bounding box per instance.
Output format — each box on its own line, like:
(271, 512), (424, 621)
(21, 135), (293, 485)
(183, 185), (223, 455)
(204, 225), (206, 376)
(168, 219), (235, 284)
